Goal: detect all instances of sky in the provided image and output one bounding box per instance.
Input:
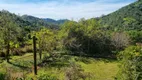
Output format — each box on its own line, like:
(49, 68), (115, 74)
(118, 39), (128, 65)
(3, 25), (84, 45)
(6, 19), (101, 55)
(0, 0), (136, 20)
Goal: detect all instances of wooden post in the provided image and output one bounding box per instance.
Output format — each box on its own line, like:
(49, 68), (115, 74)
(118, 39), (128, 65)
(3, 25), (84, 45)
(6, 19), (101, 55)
(33, 36), (37, 75)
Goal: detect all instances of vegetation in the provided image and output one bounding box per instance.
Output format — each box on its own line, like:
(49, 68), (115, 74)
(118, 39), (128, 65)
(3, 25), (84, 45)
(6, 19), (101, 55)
(117, 46), (142, 80)
(100, 0), (142, 30)
(0, 0), (142, 80)
(0, 53), (119, 80)
(21, 15), (65, 29)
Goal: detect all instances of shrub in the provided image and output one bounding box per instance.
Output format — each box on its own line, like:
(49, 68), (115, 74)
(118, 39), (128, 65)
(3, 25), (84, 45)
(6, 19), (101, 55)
(117, 46), (142, 80)
(111, 32), (130, 51)
(65, 62), (92, 80)
(75, 57), (91, 64)
(0, 72), (5, 80)
(37, 72), (58, 80)
(127, 30), (142, 43)
(23, 45), (33, 53)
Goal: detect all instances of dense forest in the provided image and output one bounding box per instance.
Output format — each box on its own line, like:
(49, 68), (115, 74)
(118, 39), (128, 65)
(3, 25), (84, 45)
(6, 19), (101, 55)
(0, 0), (142, 80)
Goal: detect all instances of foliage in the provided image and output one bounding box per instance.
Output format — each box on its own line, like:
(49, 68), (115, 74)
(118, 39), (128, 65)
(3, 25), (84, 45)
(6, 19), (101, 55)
(35, 28), (56, 52)
(75, 57), (92, 64)
(65, 62), (91, 80)
(32, 28), (60, 60)
(0, 72), (5, 80)
(117, 46), (142, 80)
(0, 10), (22, 62)
(111, 32), (130, 51)
(37, 72), (58, 80)
(60, 19), (114, 56)
(100, 0), (142, 30)
(22, 15), (61, 29)
(127, 30), (142, 43)
(43, 18), (69, 25)
(0, 1), (142, 79)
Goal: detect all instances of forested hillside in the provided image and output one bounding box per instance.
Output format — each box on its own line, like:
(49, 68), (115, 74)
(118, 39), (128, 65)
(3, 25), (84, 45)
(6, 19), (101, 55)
(100, 0), (142, 30)
(0, 10), (33, 28)
(22, 15), (62, 29)
(43, 18), (69, 25)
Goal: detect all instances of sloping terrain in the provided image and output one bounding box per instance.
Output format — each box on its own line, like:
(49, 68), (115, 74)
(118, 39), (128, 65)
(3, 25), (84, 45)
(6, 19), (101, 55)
(100, 0), (142, 30)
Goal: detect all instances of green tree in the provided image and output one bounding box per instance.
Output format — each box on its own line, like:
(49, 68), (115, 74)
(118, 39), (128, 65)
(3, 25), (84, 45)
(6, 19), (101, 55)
(0, 11), (21, 62)
(60, 19), (113, 56)
(123, 17), (137, 30)
(33, 28), (57, 60)
(127, 30), (142, 43)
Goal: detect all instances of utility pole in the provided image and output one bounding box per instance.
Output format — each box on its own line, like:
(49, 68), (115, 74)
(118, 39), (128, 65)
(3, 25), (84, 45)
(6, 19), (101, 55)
(33, 36), (37, 75)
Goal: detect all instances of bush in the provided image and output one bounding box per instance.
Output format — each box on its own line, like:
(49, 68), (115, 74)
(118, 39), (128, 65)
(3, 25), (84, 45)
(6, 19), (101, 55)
(111, 32), (130, 51)
(0, 72), (5, 80)
(75, 57), (91, 64)
(127, 30), (142, 43)
(117, 46), (142, 80)
(22, 45), (33, 53)
(11, 45), (33, 56)
(11, 49), (23, 56)
(65, 62), (92, 80)
(37, 72), (58, 80)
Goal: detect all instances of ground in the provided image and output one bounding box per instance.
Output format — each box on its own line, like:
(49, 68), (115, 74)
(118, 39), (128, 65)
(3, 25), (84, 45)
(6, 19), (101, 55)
(0, 53), (119, 80)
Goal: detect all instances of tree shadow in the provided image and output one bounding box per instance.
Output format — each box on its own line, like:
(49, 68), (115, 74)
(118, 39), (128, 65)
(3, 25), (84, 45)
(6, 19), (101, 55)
(8, 61), (30, 70)
(0, 57), (4, 63)
(38, 59), (70, 69)
(69, 53), (117, 63)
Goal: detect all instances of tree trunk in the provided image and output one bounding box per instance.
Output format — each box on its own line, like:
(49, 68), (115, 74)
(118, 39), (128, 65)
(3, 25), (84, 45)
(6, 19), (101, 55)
(6, 42), (10, 62)
(88, 39), (90, 54)
(39, 49), (42, 60)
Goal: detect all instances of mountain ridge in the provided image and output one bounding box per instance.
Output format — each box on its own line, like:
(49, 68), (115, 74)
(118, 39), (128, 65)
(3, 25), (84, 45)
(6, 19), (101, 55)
(100, 0), (142, 30)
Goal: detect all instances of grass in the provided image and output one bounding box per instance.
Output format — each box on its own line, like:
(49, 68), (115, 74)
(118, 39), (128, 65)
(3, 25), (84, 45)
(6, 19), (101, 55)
(0, 53), (119, 80)
(79, 59), (119, 80)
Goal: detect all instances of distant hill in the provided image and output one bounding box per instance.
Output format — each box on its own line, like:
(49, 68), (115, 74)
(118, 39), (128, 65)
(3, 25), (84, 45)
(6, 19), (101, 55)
(21, 15), (60, 29)
(21, 15), (69, 29)
(0, 10), (69, 31)
(0, 10), (37, 31)
(42, 18), (69, 25)
(42, 18), (57, 24)
(0, 10), (64, 31)
(100, 0), (142, 30)
(57, 19), (69, 24)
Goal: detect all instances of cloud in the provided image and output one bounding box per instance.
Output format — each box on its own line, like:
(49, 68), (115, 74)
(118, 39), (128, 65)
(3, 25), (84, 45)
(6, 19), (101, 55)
(0, 0), (136, 20)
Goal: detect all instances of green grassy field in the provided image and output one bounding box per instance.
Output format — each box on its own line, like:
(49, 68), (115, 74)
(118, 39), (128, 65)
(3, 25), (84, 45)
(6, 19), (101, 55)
(79, 59), (119, 80)
(0, 53), (119, 80)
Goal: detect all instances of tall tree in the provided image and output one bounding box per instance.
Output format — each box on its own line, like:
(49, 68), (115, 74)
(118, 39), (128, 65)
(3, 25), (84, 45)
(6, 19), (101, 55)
(0, 11), (21, 62)
(33, 28), (55, 60)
